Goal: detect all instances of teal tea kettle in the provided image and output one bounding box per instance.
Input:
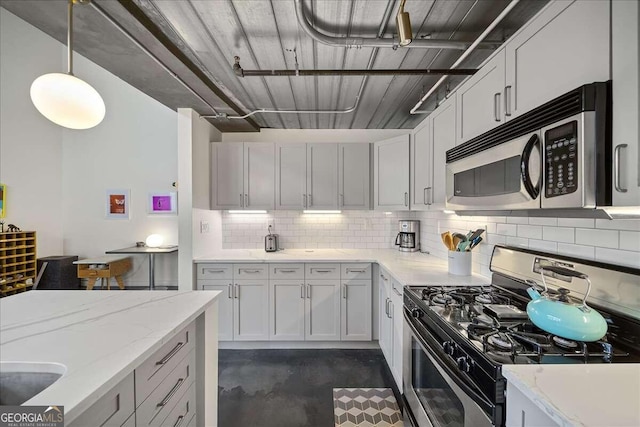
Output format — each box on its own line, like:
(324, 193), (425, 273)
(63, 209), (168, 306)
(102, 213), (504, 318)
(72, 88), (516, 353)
(526, 265), (608, 342)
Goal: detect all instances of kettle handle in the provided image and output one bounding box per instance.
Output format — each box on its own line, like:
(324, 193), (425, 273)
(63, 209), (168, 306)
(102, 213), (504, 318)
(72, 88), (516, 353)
(540, 265), (592, 310)
(395, 233), (401, 246)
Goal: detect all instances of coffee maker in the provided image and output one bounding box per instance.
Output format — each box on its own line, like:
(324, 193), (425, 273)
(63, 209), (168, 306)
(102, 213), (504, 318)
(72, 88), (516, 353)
(395, 220), (420, 252)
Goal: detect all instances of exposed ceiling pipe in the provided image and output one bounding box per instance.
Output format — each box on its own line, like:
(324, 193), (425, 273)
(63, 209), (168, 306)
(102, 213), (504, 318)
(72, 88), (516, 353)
(294, 0), (501, 50)
(89, 1), (221, 116)
(410, 0), (520, 115)
(231, 56), (477, 77)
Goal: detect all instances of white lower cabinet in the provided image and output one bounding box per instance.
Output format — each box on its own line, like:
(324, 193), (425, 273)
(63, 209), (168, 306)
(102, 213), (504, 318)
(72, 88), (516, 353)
(306, 280), (341, 341)
(341, 279), (372, 341)
(378, 268), (403, 392)
(234, 280), (270, 341)
(270, 279), (306, 340)
(379, 278), (393, 362)
(506, 383), (557, 427)
(200, 279), (234, 341)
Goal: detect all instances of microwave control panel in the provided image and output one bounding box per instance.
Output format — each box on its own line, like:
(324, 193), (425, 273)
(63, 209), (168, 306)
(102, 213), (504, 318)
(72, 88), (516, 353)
(544, 121), (578, 198)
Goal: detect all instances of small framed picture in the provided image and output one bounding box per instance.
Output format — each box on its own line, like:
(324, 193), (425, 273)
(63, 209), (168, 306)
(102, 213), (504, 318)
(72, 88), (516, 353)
(106, 189), (130, 220)
(0, 184), (5, 218)
(148, 192), (177, 215)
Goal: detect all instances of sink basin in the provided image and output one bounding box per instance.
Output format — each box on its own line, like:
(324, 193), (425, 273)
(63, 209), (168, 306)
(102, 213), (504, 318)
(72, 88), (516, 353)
(0, 362), (66, 405)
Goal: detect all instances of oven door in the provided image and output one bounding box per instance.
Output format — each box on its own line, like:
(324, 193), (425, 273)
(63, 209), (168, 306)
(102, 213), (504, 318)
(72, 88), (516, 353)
(403, 311), (493, 427)
(445, 131), (541, 211)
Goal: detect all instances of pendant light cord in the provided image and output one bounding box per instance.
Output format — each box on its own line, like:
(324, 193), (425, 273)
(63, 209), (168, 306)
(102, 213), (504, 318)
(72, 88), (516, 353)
(67, 0), (74, 75)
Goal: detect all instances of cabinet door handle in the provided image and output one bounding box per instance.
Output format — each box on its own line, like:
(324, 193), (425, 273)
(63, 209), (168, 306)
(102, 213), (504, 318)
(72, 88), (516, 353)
(424, 187), (433, 205)
(404, 192), (408, 206)
(157, 378), (185, 407)
(384, 298), (389, 316)
(301, 284), (305, 299)
(388, 301), (394, 319)
(340, 194), (344, 207)
(614, 144), (628, 193)
(308, 194), (313, 206)
(343, 284), (347, 299)
(306, 284), (311, 299)
(504, 85), (512, 117)
(423, 188), (428, 205)
(173, 415), (185, 427)
(240, 193), (244, 208)
(227, 284), (233, 299)
(494, 92), (501, 122)
(156, 342), (184, 365)
(245, 194), (249, 207)
(303, 194), (307, 208)
(234, 284), (239, 299)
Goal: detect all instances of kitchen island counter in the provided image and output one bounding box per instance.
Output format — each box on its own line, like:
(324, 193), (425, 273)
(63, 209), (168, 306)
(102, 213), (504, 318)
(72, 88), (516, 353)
(0, 290), (220, 425)
(503, 364), (640, 427)
(194, 248), (489, 286)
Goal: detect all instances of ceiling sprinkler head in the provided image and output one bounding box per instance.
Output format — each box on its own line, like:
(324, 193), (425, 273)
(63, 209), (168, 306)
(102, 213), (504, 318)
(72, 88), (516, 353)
(397, 0), (412, 47)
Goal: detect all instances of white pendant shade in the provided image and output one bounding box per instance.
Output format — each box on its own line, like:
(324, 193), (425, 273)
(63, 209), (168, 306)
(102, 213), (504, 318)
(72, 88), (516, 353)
(30, 73), (106, 130)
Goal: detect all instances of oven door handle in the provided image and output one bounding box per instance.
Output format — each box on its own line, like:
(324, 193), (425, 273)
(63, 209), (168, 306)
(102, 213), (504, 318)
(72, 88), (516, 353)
(521, 133), (540, 199)
(404, 310), (494, 411)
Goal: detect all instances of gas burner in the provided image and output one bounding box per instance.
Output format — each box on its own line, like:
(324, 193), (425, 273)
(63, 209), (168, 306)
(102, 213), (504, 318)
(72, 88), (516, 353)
(487, 333), (514, 351)
(432, 293), (454, 305)
(552, 336), (579, 349)
(475, 293), (494, 304)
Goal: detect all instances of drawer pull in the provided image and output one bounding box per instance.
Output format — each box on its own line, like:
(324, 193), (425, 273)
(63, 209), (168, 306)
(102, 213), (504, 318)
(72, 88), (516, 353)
(313, 269), (334, 273)
(157, 378), (184, 407)
(204, 269), (225, 274)
(173, 415), (185, 427)
(240, 269), (262, 274)
(392, 286), (402, 296)
(347, 269), (366, 273)
(278, 269), (297, 273)
(380, 274), (388, 281)
(156, 342), (185, 366)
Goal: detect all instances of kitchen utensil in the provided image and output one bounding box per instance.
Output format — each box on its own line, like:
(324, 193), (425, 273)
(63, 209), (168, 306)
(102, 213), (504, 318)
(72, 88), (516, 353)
(441, 232), (455, 251)
(457, 240), (472, 252)
(526, 265), (608, 341)
(469, 236), (483, 250)
(452, 232), (468, 242)
(468, 229), (485, 242)
(483, 304), (529, 320)
(265, 225), (279, 252)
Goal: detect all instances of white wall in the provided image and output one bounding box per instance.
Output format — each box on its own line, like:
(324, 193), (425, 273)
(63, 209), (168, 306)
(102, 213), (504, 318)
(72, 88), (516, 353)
(0, 9), (64, 257)
(1, 9), (180, 287)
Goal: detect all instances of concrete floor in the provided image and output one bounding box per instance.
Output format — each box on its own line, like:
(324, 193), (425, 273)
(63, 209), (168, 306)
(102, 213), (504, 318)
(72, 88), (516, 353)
(218, 349), (400, 427)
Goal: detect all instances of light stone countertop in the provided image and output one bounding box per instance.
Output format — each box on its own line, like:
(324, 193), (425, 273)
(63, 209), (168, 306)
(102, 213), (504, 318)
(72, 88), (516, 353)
(503, 364), (640, 427)
(0, 290), (220, 423)
(194, 248), (490, 286)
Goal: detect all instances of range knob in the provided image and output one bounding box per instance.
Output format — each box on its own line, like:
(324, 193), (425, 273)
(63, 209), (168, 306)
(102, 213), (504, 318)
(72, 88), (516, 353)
(442, 341), (456, 356)
(411, 308), (423, 319)
(456, 356), (473, 373)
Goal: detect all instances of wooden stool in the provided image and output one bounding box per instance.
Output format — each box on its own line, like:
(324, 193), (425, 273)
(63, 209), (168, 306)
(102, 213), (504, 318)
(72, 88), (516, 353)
(74, 256), (132, 290)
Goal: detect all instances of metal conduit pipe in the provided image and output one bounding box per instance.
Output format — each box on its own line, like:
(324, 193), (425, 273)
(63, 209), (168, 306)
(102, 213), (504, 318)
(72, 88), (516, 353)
(294, 0), (501, 50)
(410, 0), (520, 115)
(89, 1), (221, 116)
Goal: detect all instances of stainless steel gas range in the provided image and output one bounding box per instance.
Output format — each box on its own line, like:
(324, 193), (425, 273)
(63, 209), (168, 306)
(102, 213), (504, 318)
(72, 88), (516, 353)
(402, 245), (640, 427)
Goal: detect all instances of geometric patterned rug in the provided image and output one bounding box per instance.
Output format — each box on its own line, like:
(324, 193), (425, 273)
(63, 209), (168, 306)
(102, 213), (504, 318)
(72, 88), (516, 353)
(333, 388), (404, 427)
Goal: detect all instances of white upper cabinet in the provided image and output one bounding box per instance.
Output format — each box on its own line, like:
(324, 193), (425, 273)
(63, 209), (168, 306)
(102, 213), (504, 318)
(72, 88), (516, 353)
(504, 0), (610, 120)
(244, 143), (275, 210)
(211, 142), (274, 210)
(410, 119), (432, 211)
(430, 96), (457, 209)
(456, 49), (506, 144)
(307, 143), (339, 210)
(275, 143), (307, 210)
(612, 0), (640, 206)
(374, 135), (410, 210)
(339, 144), (370, 210)
(210, 143), (244, 209)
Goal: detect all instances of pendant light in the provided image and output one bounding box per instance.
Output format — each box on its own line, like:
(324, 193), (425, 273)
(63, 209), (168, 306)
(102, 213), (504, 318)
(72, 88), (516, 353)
(30, 0), (105, 130)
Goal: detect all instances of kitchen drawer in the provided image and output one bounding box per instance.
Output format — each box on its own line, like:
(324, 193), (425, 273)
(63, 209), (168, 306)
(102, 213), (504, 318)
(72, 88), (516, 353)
(378, 268), (392, 292)
(151, 381), (196, 427)
(234, 263), (269, 280)
(196, 263), (232, 280)
(135, 322), (195, 405)
(305, 263), (340, 280)
(67, 372), (134, 427)
(341, 263), (371, 280)
(137, 349), (196, 427)
(121, 414), (135, 427)
(390, 277), (403, 298)
(270, 263), (305, 280)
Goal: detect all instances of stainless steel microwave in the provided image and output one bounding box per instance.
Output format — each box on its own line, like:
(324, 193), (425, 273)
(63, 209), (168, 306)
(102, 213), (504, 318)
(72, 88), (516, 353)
(445, 82), (612, 216)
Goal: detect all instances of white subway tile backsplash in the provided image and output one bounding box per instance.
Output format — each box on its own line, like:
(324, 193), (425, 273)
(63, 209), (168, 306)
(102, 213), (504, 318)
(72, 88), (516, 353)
(556, 243), (596, 260)
(595, 218), (640, 231)
(575, 228), (619, 249)
(528, 239), (558, 253)
(517, 225), (543, 239)
(506, 236), (529, 248)
(595, 247), (640, 269)
(497, 223), (518, 236)
(542, 226), (574, 243)
(620, 231), (640, 252)
(506, 216), (530, 225)
(557, 218), (594, 228)
(528, 217), (558, 226)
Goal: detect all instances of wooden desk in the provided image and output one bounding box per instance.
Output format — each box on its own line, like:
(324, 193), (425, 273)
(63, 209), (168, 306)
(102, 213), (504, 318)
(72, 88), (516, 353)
(74, 256), (132, 290)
